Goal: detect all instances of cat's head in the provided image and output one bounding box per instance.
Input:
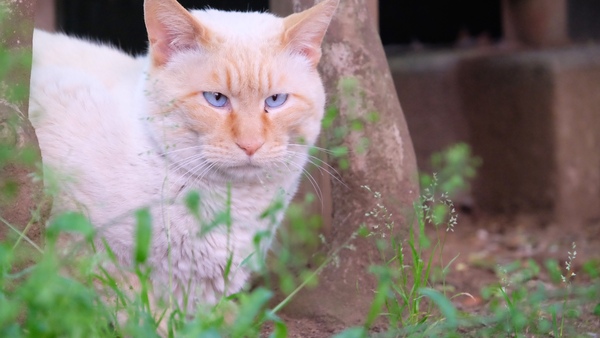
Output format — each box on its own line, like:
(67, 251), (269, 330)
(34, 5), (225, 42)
(142, 0), (338, 183)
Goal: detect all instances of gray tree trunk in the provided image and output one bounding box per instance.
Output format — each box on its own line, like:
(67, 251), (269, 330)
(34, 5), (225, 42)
(273, 0), (419, 330)
(0, 0), (48, 255)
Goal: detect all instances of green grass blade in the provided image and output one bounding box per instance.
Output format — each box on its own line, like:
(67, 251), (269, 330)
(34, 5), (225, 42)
(134, 209), (152, 264)
(419, 287), (458, 330)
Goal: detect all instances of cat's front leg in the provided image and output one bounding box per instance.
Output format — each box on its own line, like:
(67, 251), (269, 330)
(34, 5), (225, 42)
(148, 214), (256, 310)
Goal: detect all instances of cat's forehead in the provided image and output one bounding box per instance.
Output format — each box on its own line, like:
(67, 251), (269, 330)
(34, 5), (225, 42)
(205, 47), (289, 97)
(190, 9), (284, 42)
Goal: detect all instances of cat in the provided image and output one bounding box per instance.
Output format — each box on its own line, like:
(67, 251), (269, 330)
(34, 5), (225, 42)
(29, 0), (338, 310)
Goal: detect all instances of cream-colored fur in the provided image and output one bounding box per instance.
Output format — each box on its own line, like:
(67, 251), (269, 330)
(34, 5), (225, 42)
(29, 0), (337, 310)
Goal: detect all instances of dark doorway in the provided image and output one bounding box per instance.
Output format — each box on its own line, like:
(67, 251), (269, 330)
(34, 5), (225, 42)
(56, 0), (269, 55)
(379, 0), (503, 47)
(56, 0), (504, 53)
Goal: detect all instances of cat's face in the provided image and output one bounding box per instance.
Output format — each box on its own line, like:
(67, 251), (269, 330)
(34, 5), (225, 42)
(142, 0), (337, 183)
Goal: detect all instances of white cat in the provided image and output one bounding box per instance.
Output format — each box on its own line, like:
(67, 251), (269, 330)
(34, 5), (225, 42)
(29, 0), (338, 309)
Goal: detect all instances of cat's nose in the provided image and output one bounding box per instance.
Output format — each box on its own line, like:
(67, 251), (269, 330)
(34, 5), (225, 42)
(236, 140), (264, 156)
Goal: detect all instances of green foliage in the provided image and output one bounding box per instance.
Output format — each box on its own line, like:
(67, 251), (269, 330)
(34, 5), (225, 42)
(582, 259), (600, 279)
(0, 2), (42, 213)
(0, 4), (32, 108)
(0, 202), (293, 337)
(258, 192), (330, 316)
(420, 143), (481, 198)
(46, 212), (95, 243)
(184, 190), (201, 220)
(332, 327), (367, 338)
(322, 76), (377, 171)
(348, 144), (600, 337)
(419, 288), (458, 329)
(0, 225), (112, 337)
(356, 177), (462, 336)
(134, 208), (152, 264)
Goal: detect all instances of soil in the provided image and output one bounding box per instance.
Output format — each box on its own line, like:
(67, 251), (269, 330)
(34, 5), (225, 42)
(263, 211), (600, 337)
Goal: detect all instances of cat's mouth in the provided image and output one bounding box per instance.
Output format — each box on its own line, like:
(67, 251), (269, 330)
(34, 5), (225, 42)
(213, 161), (270, 181)
(220, 155), (265, 169)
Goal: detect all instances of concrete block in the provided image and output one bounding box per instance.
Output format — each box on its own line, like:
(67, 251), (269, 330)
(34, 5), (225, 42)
(389, 51), (471, 174)
(459, 46), (600, 224)
(552, 47), (600, 223)
(458, 51), (557, 213)
(389, 45), (600, 225)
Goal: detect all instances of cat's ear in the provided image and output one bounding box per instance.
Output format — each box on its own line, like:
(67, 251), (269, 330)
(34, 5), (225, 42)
(144, 0), (213, 67)
(282, 0), (339, 67)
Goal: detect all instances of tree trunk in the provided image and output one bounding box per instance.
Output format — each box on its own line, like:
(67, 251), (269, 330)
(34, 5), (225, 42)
(0, 0), (48, 255)
(274, 0), (419, 330)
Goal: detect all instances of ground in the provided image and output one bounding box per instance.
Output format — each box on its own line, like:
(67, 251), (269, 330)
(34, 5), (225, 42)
(263, 211), (600, 337)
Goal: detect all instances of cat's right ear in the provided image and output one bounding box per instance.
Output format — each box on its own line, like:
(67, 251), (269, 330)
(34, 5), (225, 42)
(144, 0), (213, 67)
(282, 0), (339, 67)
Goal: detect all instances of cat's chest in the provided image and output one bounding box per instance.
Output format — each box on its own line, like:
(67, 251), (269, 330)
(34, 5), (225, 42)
(177, 180), (285, 229)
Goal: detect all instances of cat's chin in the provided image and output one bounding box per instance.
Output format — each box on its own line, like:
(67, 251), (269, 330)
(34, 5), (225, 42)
(199, 163), (270, 183)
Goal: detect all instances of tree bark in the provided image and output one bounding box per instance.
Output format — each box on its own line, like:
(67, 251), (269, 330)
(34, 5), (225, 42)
(275, 0), (419, 329)
(0, 0), (48, 254)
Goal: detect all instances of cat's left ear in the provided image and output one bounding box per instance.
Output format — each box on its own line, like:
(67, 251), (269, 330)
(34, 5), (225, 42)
(144, 0), (214, 67)
(282, 0), (339, 67)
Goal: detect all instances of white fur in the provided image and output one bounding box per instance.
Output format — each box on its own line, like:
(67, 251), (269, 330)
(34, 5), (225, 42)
(29, 4), (329, 310)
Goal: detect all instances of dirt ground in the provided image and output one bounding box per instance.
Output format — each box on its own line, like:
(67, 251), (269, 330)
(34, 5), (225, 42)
(263, 210), (600, 337)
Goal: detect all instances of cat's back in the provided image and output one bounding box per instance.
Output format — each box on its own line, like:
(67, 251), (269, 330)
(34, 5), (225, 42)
(32, 29), (143, 89)
(30, 29), (145, 150)
(29, 30), (155, 218)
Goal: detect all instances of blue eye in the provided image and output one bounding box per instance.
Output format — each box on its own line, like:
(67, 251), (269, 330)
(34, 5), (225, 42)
(265, 94), (288, 109)
(203, 92), (228, 107)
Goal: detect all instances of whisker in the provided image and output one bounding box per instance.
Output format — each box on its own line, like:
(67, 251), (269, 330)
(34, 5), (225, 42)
(278, 158), (323, 207)
(195, 161), (220, 184)
(181, 160), (213, 188)
(282, 152), (323, 198)
(169, 154), (206, 171)
(301, 168), (324, 206)
(286, 150), (348, 189)
(195, 161), (230, 188)
(161, 145), (204, 156)
(305, 154), (345, 181)
(288, 143), (337, 156)
(286, 144), (347, 184)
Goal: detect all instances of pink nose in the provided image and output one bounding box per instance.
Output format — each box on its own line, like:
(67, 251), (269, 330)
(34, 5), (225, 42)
(236, 140), (264, 156)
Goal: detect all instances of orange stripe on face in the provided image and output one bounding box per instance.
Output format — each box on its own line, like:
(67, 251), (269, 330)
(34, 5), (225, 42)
(290, 93), (313, 111)
(258, 63), (265, 94)
(179, 91), (202, 102)
(267, 71), (273, 93)
(229, 60), (243, 96)
(211, 71), (220, 84)
(225, 67), (232, 92)
(227, 110), (238, 139)
(261, 110), (272, 137)
(175, 91), (205, 117)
